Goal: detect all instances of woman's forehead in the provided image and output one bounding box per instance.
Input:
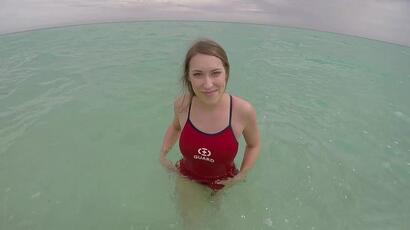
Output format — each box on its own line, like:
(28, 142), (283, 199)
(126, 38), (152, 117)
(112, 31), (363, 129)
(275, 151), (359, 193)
(189, 54), (224, 70)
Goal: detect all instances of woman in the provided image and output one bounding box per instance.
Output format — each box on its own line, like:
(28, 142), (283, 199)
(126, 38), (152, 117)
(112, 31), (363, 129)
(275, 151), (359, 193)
(160, 39), (260, 191)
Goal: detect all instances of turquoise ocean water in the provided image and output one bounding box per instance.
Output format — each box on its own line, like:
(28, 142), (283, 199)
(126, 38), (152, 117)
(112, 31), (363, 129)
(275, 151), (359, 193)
(0, 21), (409, 229)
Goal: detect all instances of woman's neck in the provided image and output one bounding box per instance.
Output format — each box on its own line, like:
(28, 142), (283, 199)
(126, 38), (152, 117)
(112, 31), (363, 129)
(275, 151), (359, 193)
(193, 93), (228, 112)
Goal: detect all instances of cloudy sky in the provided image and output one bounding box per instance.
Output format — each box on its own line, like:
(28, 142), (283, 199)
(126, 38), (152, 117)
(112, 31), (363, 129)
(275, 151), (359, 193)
(0, 0), (409, 46)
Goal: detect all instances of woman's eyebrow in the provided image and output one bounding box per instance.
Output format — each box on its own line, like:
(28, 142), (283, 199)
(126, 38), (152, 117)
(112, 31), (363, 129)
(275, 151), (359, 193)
(191, 69), (202, 72)
(191, 68), (222, 72)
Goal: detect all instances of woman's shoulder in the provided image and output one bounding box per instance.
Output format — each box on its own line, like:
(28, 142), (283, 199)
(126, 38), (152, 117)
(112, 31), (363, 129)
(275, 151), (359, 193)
(173, 94), (191, 114)
(231, 95), (257, 125)
(231, 95), (255, 115)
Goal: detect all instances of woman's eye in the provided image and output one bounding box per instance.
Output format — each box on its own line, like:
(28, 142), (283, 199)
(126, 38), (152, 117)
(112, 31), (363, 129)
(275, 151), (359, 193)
(193, 73), (201, 77)
(212, 72), (221, 76)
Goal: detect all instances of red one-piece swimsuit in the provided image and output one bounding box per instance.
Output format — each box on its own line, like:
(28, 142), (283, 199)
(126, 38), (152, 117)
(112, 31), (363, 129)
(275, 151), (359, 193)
(178, 95), (239, 190)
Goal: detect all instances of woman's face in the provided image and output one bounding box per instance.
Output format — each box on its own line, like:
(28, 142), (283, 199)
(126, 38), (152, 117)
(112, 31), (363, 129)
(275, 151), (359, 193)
(188, 53), (227, 105)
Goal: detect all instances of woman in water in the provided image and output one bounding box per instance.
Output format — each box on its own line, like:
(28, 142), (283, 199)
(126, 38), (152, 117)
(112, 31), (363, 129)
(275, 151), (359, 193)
(159, 38), (261, 227)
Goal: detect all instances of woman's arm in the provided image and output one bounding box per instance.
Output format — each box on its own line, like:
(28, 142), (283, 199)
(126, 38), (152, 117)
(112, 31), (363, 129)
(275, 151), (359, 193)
(236, 105), (261, 179)
(217, 102), (261, 186)
(159, 102), (182, 173)
(237, 105), (261, 179)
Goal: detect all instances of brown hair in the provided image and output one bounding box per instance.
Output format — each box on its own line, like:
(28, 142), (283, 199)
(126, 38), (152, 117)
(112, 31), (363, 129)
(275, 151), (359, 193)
(181, 39), (230, 97)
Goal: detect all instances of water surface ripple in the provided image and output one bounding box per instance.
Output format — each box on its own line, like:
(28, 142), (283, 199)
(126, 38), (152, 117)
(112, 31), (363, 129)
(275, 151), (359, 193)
(0, 22), (409, 230)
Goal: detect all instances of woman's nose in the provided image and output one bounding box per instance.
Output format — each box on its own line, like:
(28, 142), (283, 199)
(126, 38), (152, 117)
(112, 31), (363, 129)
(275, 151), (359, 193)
(203, 75), (213, 88)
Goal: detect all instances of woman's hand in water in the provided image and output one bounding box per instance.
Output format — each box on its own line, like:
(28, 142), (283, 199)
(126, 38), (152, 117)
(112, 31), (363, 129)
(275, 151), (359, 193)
(159, 155), (178, 173)
(214, 173), (246, 188)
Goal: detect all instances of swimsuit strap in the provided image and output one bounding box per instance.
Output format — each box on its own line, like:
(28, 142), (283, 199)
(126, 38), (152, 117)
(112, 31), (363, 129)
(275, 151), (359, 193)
(187, 96), (193, 121)
(229, 95), (233, 126)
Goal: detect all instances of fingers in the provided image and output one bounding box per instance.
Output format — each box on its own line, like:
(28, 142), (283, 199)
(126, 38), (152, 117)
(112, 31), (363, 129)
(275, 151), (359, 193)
(214, 179), (223, 185)
(214, 178), (231, 185)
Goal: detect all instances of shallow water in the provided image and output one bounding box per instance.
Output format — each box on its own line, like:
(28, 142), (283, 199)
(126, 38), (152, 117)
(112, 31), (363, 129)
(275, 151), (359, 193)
(0, 21), (409, 230)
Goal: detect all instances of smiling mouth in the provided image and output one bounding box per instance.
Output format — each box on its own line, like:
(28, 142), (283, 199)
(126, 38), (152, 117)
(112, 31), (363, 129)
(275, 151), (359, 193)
(203, 90), (217, 95)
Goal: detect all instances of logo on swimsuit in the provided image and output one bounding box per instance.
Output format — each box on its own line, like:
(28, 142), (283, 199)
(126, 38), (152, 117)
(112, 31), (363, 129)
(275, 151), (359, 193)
(194, 148), (214, 163)
(198, 147), (211, 157)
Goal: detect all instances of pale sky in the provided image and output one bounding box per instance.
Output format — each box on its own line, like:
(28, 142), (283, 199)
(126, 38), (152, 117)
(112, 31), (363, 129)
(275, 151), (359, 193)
(0, 0), (409, 46)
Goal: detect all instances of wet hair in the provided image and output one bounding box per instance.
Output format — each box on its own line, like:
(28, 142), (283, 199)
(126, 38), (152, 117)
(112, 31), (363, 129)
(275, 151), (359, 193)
(181, 39), (230, 97)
